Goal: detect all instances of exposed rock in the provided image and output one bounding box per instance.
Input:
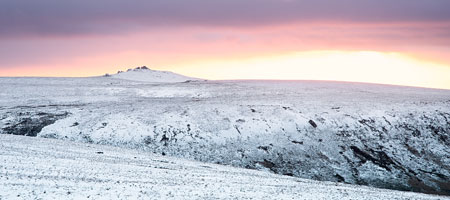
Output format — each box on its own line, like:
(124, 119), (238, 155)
(309, 120), (317, 128)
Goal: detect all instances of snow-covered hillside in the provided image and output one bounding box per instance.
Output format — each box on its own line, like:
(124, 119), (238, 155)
(0, 134), (445, 200)
(109, 66), (201, 83)
(0, 76), (449, 196)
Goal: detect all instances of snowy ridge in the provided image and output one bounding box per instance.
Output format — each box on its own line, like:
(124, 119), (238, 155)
(109, 66), (201, 83)
(1, 77), (450, 196)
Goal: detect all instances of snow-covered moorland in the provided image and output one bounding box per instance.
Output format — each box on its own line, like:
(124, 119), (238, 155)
(1, 67), (449, 196)
(1, 134), (445, 199)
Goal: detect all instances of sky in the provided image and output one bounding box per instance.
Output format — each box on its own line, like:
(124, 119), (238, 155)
(1, 0), (450, 89)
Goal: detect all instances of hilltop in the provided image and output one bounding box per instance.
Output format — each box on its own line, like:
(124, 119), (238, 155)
(106, 66), (201, 83)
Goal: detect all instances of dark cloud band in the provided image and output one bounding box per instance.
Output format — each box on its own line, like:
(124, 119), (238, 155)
(1, 0), (450, 37)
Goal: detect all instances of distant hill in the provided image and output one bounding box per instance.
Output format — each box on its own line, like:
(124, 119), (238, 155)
(108, 66), (202, 83)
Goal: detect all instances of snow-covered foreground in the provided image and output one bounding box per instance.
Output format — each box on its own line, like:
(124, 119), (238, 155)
(0, 134), (445, 200)
(1, 70), (450, 196)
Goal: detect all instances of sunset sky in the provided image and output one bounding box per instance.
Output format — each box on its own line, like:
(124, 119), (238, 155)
(1, 0), (450, 89)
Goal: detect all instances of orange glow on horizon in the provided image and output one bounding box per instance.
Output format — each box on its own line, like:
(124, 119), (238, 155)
(175, 51), (450, 90)
(1, 51), (450, 90)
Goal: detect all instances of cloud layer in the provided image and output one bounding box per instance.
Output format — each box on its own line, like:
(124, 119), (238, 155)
(1, 0), (450, 37)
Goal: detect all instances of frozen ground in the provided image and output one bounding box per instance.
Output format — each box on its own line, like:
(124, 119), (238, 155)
(0, 134), (446, 200)
(1, 69), (450, 196)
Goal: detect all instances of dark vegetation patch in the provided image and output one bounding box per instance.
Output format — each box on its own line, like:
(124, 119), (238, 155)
(2, 112), (69, 137)
(349, 146), (395, 172)
(257, 146), (270, 152)
(9, 104), (86, 109)
(283, 173), (294, 176)
(335, 174), (345, 182)
(291, 140), (303, 145)
(258, 159), (276, 170)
